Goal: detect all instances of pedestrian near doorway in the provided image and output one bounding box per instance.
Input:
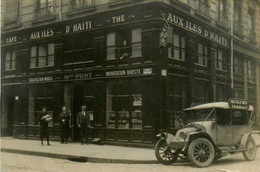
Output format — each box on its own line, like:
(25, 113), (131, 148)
(59, 106), (70, 144)
(39, 107), (51, 146)
(76, 105), (90, 145)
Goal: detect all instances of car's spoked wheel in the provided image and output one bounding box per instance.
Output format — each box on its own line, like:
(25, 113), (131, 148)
(243, 136), (256, 161)
(155, 139), (178, 165)
(188, 138), (215, 167)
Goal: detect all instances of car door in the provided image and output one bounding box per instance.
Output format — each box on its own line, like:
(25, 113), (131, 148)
(231, 110), (251, 144)
(216, 108), (233, 145)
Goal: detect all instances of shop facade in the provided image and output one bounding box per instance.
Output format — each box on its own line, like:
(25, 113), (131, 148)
(1, 1), (259, 145)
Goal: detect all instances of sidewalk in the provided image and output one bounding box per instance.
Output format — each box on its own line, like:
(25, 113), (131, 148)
(0, 137), (157, 164)
(1, 134), (260, 164)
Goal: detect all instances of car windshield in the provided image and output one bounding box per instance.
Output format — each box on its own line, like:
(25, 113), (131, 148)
(181, 108), (215, 124)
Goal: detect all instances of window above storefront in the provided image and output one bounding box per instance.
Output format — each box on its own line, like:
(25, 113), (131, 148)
(4, 49), (16, 71)
(69, 0), (95, 11)
(30, 43), (55, 68)
(35, 0), (55, 19)
(106, 28), (142, 60)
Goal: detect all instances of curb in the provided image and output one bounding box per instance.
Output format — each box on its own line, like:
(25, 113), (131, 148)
(1, 148), (158, 164)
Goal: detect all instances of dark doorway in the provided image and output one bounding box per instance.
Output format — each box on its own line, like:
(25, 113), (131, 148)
(1, 87), (14, 136)
(72, 83), (84, 141)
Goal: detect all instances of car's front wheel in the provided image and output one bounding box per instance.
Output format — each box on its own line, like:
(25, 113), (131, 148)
(243, 136), (256, 161)
(155, 139), (178, 165)
(188, 138), (215, 167)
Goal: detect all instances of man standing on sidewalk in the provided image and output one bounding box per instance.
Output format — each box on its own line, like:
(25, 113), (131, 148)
(76, 105), (90, 144)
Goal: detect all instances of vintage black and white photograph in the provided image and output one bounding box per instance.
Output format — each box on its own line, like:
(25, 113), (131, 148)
(1, 0), (260, 171)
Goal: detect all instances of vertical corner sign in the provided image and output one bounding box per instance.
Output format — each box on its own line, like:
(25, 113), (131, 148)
(159, 26), (168, 48)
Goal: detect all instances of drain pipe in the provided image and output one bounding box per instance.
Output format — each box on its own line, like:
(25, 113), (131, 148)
(230, 0), (234, 91)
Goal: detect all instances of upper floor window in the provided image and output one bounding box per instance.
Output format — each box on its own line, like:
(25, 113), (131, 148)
(198, 0), (210, 16)
(234, 2), (242, 23)
(106, 33), (116, 60)
(196, 42), (208, 66)
(168, 33), (186, 61)
(4, 0), (21, 24)
(248, 9), (255, 32)
(5, 50), (16, 71)
(36, 0), (54, 18)
(106, 28), (142, 60)
(212, 48), (227, 70)
(233, 56), (243, 75)
(248, 60), (255, 79)
(30, 43), (54, 68)
(63, 34), (94, 64)
(70, 0), (94, 10)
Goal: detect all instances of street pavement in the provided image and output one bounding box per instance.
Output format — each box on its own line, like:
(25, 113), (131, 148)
(1, 151), (260, 172)
(1, 137), (156, 163)
(1, 133), (260, 165)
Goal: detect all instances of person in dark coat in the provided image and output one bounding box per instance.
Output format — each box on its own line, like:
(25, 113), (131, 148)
(76, 105), (90, 144)
(59, 106), (70, 144)
(39, 107), (50, 146)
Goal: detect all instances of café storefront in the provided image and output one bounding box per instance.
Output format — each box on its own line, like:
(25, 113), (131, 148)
(1, 2), (233, 145)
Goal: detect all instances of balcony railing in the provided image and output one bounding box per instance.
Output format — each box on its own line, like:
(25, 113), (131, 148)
(218, 10), (230, 27)
(197, 0), (210, 16)
(35, 4), (55, 19)
(70, 0), (95, 11)
(233, 21), (243, 35)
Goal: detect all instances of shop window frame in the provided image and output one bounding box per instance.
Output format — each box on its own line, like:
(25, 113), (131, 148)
(105, 79), (143, 129)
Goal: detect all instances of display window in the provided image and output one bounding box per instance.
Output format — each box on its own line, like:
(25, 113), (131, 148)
(106, 79), (143, 129)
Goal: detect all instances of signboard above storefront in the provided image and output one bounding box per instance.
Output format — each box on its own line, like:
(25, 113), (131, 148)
(163, 11), (229, 47)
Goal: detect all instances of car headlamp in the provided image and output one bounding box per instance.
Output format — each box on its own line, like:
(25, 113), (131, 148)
(179, 132), (187, 139)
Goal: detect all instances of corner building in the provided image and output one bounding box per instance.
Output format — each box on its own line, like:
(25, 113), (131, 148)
(1, 0), (260, 145)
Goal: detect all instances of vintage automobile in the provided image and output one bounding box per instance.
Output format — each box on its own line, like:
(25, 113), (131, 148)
(155, 99), (257, 167)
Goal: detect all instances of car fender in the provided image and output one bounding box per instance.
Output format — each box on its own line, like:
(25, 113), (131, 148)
(187, 131), (216, 147)
(239, 132), (252, 150)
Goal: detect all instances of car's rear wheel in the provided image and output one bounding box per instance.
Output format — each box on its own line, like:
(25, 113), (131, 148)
(188, 138), (215, 167)
(155, 139), (178, 165)
(243, 136), (256, 161)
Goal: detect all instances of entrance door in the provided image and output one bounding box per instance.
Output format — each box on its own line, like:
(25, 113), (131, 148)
(1, 87), (14, 136)
(72, 83), (84, 141)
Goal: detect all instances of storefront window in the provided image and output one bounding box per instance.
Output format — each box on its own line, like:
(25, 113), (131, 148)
(195, 81), (210, 103)
(106, 79), (143, 129)
(28, 84), (62, 126)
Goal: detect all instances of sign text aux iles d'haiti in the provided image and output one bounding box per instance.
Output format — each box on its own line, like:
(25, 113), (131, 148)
(164, 12), (228, 46)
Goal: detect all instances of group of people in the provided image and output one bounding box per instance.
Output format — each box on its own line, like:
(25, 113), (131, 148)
(39, 105), (90, 146)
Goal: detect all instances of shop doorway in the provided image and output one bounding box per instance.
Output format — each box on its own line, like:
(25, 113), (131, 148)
(72, 82), (95, 141)
(1, 87), (14, 136)
(72, 83), (84, 141)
